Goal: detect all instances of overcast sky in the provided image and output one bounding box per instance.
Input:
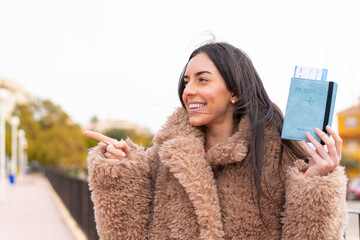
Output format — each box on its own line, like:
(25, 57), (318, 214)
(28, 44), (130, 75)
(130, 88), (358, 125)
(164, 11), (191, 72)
(1, 0), (359, 133)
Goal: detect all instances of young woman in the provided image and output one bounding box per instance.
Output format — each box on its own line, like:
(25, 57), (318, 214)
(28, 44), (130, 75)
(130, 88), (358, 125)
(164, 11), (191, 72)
(85, 42), (347, 239)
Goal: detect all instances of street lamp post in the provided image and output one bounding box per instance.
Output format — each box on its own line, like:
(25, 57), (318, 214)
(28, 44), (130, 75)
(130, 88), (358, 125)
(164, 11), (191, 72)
(0, 88), (10, 201)
(23, 138), (28, 175)
(18, 129), (25, 181)
(10, 116), (19, 184)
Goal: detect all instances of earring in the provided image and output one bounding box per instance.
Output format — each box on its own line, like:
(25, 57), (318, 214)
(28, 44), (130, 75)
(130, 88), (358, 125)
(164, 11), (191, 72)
(231, 99), (236, 104)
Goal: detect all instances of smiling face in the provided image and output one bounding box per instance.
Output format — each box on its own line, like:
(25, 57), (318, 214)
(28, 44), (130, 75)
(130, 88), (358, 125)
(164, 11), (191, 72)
(182, 53), (237, 128)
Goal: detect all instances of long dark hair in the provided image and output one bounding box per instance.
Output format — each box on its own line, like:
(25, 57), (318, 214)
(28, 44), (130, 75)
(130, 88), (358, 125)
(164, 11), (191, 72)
(178, 42), (307, 217)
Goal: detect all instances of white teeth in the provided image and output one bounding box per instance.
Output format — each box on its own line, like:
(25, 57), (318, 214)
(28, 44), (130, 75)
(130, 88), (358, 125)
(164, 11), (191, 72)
(189, 103), (206, 109)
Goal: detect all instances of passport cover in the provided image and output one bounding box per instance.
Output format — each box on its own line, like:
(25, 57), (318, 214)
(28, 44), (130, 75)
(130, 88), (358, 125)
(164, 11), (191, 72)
(281, 77), (337, 143)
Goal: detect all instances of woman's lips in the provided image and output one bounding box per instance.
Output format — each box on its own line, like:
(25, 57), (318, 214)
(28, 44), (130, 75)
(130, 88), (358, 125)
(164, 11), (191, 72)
(187, 103), (207, 113)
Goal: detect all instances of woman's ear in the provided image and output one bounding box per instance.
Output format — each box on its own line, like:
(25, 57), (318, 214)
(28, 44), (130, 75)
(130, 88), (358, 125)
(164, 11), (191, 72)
(231, 94), (239, 104)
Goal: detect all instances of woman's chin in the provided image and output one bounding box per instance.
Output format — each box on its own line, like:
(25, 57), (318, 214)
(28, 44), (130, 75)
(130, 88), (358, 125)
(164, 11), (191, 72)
(189, 117), (206, 127)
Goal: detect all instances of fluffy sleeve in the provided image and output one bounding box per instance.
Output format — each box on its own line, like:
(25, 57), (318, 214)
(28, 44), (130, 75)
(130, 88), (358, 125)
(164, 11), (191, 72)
(88, 139), (156, 240)
(281, 160), (348, 240)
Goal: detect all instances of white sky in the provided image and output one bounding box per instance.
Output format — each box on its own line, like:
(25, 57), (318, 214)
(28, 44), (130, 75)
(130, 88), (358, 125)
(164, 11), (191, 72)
(1, 0), (359, 133)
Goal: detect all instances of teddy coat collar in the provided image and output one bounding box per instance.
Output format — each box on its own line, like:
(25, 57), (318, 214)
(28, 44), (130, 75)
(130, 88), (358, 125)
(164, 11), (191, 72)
(153, 107), (251, 239)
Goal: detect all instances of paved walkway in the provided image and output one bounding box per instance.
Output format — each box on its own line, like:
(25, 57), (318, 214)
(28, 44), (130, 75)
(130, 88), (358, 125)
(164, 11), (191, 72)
(0, 173), (86, 240)
(346, 201), (360, 240)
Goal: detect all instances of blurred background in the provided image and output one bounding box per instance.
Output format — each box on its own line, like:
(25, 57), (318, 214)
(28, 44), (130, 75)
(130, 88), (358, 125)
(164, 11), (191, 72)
(0, 0), (360, 239)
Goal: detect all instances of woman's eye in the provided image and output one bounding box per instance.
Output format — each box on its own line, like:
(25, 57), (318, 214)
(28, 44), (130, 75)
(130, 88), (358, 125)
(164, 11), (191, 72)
(199, 78), (208, 82)
(184, 81), (189, 86)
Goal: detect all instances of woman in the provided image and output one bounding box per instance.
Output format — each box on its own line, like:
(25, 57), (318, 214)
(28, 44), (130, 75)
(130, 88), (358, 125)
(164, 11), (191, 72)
(85, 42), (347, 239)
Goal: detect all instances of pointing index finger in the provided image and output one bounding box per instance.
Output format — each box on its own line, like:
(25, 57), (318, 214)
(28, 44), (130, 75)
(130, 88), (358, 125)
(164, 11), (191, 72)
(83, 130), (116, 145)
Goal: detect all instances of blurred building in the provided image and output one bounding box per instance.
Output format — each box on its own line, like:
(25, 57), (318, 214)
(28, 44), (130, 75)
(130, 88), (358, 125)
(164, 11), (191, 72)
(0, 78), (34, 103)
(0, 77), (35, 116)
(338, 97), (360, 178)
(84, 117), (152, 136)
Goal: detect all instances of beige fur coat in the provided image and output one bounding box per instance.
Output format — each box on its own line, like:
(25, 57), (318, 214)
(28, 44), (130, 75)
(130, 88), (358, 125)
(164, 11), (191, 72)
(88, 108), (347, 240)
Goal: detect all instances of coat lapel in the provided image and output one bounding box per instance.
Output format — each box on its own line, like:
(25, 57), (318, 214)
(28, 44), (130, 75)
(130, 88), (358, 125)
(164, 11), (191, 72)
(206, 115), (251, 166)
(154, 107), (252, 239)
(159, 136), (225, 240)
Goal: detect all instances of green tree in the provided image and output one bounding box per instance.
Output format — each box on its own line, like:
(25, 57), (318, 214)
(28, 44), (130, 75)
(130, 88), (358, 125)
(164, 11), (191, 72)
(90, 116), (98, 124)
(5, 121), (11, 157)
(11, 99), (88, 168)
(12, 102), (40, 162)
(85, 136), (99, 149)
(341, 154), (360, 170)
(104, 128), (153, 148)
(85, 115), (101, 149)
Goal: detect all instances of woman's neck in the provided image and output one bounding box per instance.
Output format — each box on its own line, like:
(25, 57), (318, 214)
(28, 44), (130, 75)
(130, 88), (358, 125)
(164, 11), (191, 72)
(205, 121), (236, 150)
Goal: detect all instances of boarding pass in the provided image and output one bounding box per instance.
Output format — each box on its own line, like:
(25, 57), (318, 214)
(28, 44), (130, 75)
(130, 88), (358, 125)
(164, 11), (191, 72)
(293, 65), (328, 81)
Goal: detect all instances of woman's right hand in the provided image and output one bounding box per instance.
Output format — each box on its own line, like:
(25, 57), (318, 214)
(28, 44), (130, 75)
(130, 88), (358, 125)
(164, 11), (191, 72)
(84, 130), (131, 161)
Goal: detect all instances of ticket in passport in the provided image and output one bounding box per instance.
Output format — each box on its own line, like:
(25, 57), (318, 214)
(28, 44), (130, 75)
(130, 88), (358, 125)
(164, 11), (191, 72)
(293, 66), (328, 81)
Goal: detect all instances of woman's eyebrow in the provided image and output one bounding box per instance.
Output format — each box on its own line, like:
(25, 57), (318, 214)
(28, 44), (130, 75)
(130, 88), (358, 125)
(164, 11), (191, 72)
(184, 71), (212, 79)
(195, 70), (212, 76)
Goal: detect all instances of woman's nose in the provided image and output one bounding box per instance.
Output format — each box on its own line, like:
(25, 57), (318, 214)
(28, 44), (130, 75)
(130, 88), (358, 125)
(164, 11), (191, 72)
(183, 82), (196, 96)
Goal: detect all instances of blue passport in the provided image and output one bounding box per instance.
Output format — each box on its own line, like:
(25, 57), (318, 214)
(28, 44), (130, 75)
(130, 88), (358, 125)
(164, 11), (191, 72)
(281, 77), (337, 143)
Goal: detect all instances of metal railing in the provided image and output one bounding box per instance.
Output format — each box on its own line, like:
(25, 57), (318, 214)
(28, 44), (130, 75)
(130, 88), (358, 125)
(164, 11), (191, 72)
(44, 168), (99, 240)
(44, 168), (360, 240)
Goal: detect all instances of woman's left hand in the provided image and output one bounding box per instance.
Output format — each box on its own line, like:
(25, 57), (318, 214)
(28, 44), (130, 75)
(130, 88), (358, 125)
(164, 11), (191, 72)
(300, 125), (342, 177)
